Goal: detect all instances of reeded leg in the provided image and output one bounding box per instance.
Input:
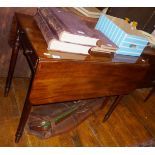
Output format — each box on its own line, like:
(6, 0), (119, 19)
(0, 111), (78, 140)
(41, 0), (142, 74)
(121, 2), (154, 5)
(103, 95), (123, 122)
(15, 99), (32, 143)
(4, 33), (20, 97)
(144, 87), (155, 102)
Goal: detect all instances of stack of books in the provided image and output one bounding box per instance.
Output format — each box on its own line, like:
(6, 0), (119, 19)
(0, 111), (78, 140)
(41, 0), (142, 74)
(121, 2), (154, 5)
(34, 8), (117, 55)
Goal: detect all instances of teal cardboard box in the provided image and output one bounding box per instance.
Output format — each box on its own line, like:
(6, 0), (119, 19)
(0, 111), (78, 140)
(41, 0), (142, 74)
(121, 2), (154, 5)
(95, 14), (148, 56)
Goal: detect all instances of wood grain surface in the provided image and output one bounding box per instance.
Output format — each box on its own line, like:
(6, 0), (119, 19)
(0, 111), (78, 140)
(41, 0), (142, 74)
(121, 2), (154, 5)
(0, 77), (155, 146)
(30, 60), (149, 105)
(11, 13), (153, 106)
(1, 7), (155, 77)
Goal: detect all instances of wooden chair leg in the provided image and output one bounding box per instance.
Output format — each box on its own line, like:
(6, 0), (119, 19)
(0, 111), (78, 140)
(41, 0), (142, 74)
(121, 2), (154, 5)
(144, 87), (155, 102)
(4, 34), (20, 97)
(103, 95), (123, 122)
(15, 99), (32, 143)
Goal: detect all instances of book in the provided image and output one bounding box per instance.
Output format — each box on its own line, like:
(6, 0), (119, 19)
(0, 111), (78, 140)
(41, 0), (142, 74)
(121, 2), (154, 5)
(73, 7), (101, 18)
(38, 7), (104, 46)
(34, 13), (92, 55)
(90, 46), (116, 53)
(89, 44), (116, 57)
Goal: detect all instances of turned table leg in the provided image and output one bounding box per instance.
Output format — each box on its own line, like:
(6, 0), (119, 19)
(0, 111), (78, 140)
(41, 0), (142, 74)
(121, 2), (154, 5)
(4, 32), (20, 97)
(144, 87), (155, 102)
(15, 58), (37, 143)
(101, 96), (111, 109)
(15, 98), (32, 143)
(103, 95), (123, 122)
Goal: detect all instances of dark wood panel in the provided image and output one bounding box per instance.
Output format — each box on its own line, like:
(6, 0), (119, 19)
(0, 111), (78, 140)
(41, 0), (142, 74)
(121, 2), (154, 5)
(143, 10), (155, 33)
(30, 60), (149, 104)
(0, 7), (37, 77)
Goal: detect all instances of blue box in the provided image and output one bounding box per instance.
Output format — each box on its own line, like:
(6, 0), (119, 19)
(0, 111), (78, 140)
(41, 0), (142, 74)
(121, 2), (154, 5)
(95, 15), (148, 56)
(112, 54), (139, 63)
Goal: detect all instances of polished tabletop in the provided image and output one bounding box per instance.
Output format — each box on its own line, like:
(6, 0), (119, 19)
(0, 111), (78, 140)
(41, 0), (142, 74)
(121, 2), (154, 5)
(14, 13), (155, 65)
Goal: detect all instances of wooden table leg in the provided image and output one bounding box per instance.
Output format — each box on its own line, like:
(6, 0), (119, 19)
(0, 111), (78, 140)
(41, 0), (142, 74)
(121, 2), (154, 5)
(144, 87), (155, 102)
(103, 95), (123, 122)
(101, 96), (111, 109)
(15, 58), (37, 143)
(4, 32), (20, 97)
(15, 98), (32, 143)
